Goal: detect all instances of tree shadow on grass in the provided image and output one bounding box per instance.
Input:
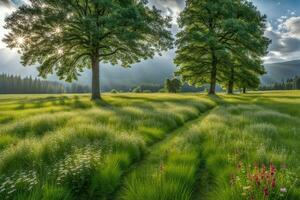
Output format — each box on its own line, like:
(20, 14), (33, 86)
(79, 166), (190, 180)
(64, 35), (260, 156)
(15, 96), (71, 110)
(108, 94), (207, 108)
(93, 98), (114, 108)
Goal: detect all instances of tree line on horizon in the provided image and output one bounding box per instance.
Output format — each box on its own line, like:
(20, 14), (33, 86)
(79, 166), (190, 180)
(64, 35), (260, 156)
(260, 76), (300, 91)
(3, 0), (270, 99)
(0, 73), (91, 94)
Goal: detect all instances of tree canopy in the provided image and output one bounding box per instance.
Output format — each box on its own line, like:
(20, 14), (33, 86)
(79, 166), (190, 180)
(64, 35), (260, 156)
(165, 78), (182, 93)
(3, 0), (173, 99)
(174, 0), (270, 95)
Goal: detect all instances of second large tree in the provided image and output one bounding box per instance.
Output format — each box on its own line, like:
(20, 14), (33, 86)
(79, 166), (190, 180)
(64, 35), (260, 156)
(174, 0), (270, 95)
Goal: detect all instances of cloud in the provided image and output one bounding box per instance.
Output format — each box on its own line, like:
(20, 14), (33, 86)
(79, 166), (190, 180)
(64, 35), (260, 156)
(0, 0), (11, 7)
(281, 16), (300, 38)
(149, 0), (184, 24)
(0, 2), (16, 49)
(264, 16), (300, 63)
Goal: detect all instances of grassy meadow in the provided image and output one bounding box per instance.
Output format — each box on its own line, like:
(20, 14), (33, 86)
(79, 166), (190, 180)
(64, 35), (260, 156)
(0, 91), (299, 200)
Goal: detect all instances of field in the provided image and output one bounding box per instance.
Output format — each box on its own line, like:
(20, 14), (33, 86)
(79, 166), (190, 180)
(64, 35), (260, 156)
(0, 91), (299, 200)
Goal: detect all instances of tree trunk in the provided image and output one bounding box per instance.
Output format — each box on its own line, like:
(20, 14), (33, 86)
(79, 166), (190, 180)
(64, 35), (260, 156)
(243, 87), (246, 94)
(91, 55), (101, 100)
(227, 67), (234, 94)
(209, 52), (217, 95)
(227, 80), (234, 94)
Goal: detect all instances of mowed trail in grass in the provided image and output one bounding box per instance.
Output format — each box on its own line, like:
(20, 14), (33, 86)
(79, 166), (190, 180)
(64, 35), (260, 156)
(116, 91), (300, 200)
(0, 91), (299, 200)
(0, 93), (215, 199)
(116, 108), (216, 200)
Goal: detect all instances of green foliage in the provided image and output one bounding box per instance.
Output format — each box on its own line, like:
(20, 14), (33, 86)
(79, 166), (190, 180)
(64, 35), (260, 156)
(165, 78), (182, 93)
(174, 0), (270, 94)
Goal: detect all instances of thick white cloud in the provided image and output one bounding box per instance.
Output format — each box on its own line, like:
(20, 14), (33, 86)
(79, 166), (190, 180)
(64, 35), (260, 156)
(264, 16), (300, 63)
(281, 16), (300, 38)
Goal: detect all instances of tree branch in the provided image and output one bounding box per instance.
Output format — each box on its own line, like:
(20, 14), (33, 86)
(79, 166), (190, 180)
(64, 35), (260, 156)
(100, 47), (126, 57)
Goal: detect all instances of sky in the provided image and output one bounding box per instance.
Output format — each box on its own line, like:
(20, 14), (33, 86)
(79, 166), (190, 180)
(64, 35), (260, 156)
(0, 0), (300, 87)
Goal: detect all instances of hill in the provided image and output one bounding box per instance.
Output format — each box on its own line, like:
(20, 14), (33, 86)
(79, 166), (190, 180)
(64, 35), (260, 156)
(262, 60), (300, 84)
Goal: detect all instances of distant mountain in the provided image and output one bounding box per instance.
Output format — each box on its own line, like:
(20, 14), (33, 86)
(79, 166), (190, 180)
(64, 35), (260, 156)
(262, 60), (300, 85)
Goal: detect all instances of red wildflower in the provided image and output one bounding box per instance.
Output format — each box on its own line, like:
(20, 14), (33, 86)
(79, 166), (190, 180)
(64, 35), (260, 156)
(255, 175), (260, 186)
(264, 187), (269, 197)
(270, 164), (276, 176)
(272, 178), (276, 188)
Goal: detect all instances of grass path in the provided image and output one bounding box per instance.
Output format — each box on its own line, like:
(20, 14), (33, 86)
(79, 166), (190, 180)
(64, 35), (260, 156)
(114, 107), (217, 200)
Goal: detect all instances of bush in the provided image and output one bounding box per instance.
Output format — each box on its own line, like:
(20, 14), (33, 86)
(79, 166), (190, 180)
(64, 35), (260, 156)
(165, 78), (182, 93)
(132, 87), (142, 93)
(110, 89), (118, 94)
(159, 88), (166, 93)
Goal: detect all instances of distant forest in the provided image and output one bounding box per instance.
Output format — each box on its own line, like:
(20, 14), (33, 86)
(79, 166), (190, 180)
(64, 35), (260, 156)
(260, 76), (300, 91)
(0, 74), (91, 94)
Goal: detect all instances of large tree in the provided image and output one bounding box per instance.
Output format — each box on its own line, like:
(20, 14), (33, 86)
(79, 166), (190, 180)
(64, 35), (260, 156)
(174, 0), (270, 95)
(3, 0), (173, 100)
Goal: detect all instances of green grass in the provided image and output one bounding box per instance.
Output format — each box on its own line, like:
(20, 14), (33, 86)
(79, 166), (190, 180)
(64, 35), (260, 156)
(0, 93), (215, 199)
(0, 91), (299, 200)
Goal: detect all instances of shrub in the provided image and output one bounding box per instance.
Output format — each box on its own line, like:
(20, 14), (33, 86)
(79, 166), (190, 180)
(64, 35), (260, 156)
(132, 86), (142, 93)
(159, 88), (166, 93)
(110, 89), (118, 94)
(164, 78), (182, 93)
